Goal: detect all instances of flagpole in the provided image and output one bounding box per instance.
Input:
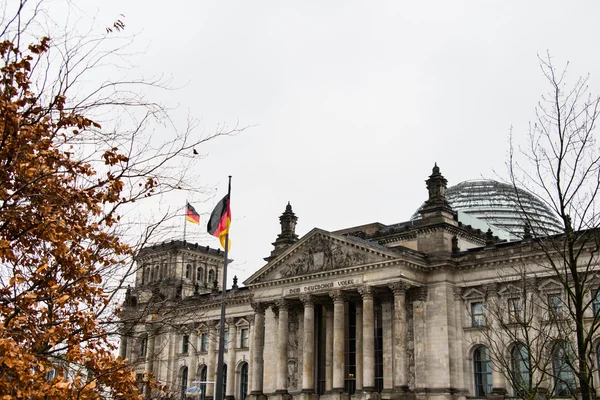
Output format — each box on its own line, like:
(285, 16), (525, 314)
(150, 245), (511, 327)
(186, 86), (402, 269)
(215, 176), (231, 400)
(183, 201), (188, 242)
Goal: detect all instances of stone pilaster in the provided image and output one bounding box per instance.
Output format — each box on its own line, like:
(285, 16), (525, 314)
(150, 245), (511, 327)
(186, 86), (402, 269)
(276, 299), (290, 394)
(191, 329), (200, 389)
(144, 329), (156, 399)
(390, 282), (410, 392)
(330, 290), (345, 392)
(249, 303), (267, 400)
(207, 322), (218, 399)
(358, 286), (376, 393)
(226, 318), (238, 400)
(300, 294), (315, 394)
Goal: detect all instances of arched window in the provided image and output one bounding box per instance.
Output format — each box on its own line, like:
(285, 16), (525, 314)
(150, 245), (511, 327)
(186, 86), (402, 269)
(552, 342), (576, 397)
(511, 343), (531, 396)
(474, 345), (492, 397)
(186, 264), (192, 280)
(180, 366), (189, 400)
(197, 266), (203, 284)
(208, 269), (215, 285)
(222, 364), (227, 400)
(197, 365), (207, 400)
(240, 362), (249, 400)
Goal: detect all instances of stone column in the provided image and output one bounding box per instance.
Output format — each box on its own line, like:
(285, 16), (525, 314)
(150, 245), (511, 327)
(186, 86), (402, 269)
(207, 322), (218, 399)
(144, 329), (156, 398)
(300, 294), (315, 394)
(358, 286), (375, 392)
(325, 305), (334, 392)
(226, 318), (238, 400)
(250, 303), (267, 399)
(247, 314), (255, 394)
(276, 299), (290, 394)
(355, 304), (364, 392)
(330, 290), (345, 392)
(390, 282), (410, 392)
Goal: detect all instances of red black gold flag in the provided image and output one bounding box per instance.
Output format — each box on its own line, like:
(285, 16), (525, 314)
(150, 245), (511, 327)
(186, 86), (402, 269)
(207, 194), (231, 249)
(186, 202), (200, 224)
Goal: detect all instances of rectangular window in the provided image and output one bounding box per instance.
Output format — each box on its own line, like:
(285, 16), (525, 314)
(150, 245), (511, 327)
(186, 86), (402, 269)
(240, 328), (249, 348)
(182, 334), (189, 353)
(508, 298), (523, 322)
(140, 337), (148, 358)
(201, 333), (209, 352)
(593, 290), (600, 316)
(548, 294), (563, 320)
(223, 331), (229, 350)
(471, 302), (485, 327)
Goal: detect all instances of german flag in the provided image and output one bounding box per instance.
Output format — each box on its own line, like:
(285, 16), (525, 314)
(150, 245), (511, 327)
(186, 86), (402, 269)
(207, 194), (231, 249)
(186, 202), (200, 224)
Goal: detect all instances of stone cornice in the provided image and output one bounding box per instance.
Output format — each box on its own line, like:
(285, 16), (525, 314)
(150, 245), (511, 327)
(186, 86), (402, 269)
(247, 258), (428, 290)
(245, 229), (406, 286)
(378, 223), (487, 246)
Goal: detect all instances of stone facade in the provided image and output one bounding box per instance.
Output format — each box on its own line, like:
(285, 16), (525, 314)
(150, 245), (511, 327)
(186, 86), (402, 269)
(120, 165), (600, 400)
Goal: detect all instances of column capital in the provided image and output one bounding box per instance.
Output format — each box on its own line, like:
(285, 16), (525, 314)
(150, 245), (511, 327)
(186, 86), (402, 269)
(329, 289), (345, 303)
(251, 301), (268, 314)
(358, 285), (374, 299)
(452, 286), (464, 301)
(246, 314), (255, 324)
(300, 294), (314, 307)
(226, 317), (236, 325)
(389, 281), (410, 295)
(275, 298), (289, 310)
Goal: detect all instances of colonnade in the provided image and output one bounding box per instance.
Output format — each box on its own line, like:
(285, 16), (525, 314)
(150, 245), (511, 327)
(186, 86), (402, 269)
(249, 282), (411, 399)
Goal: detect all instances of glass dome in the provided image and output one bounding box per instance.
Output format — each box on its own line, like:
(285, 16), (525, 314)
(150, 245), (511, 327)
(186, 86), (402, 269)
(412, 180), (563, 240)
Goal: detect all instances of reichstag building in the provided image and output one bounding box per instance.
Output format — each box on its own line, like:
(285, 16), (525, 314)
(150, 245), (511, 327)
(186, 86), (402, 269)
(121, 165), (592, 400)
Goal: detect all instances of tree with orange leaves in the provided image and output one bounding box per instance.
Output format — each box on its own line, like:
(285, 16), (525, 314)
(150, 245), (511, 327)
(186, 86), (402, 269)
(0, 1), (242, 398)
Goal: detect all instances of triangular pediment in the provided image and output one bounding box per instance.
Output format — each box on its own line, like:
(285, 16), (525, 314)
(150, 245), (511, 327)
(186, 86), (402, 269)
(244, 228), (400, 285)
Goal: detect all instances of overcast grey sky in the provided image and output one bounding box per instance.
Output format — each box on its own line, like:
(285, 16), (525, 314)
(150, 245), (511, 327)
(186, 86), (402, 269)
(59, 0), (600, 284)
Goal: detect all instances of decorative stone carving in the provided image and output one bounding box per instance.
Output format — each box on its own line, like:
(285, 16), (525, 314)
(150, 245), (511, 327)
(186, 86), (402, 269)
(299, 294), (314, 307)
(280, 236), (367, 278)
(329, 289), (345, 303)
(246, 315), (255, 324)
(389, 281), (410, 295)
(452, 286), (463, 301)
(251, 302), (267, 314)
(358, 285), (374, 299)
(275, 298), (289, 310)
(226, 317), (235, 325)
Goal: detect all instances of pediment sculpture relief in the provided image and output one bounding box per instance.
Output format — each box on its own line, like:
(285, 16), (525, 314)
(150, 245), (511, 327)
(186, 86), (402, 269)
(279, 237), (367, 278)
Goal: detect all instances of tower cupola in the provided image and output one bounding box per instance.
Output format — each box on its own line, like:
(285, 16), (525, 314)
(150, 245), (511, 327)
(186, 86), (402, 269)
(264, 202), (299, 261)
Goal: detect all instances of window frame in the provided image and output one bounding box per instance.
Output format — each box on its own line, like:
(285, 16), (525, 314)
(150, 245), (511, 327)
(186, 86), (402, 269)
(471, 302), (485, 327)
(473, 345), (493, 397)
(240, 327), (249, 348)
(548, 293), (563, 320)
(182, 334), (190, 354)
(508, 297), (523, 323)
(201, 333), (209, 352)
